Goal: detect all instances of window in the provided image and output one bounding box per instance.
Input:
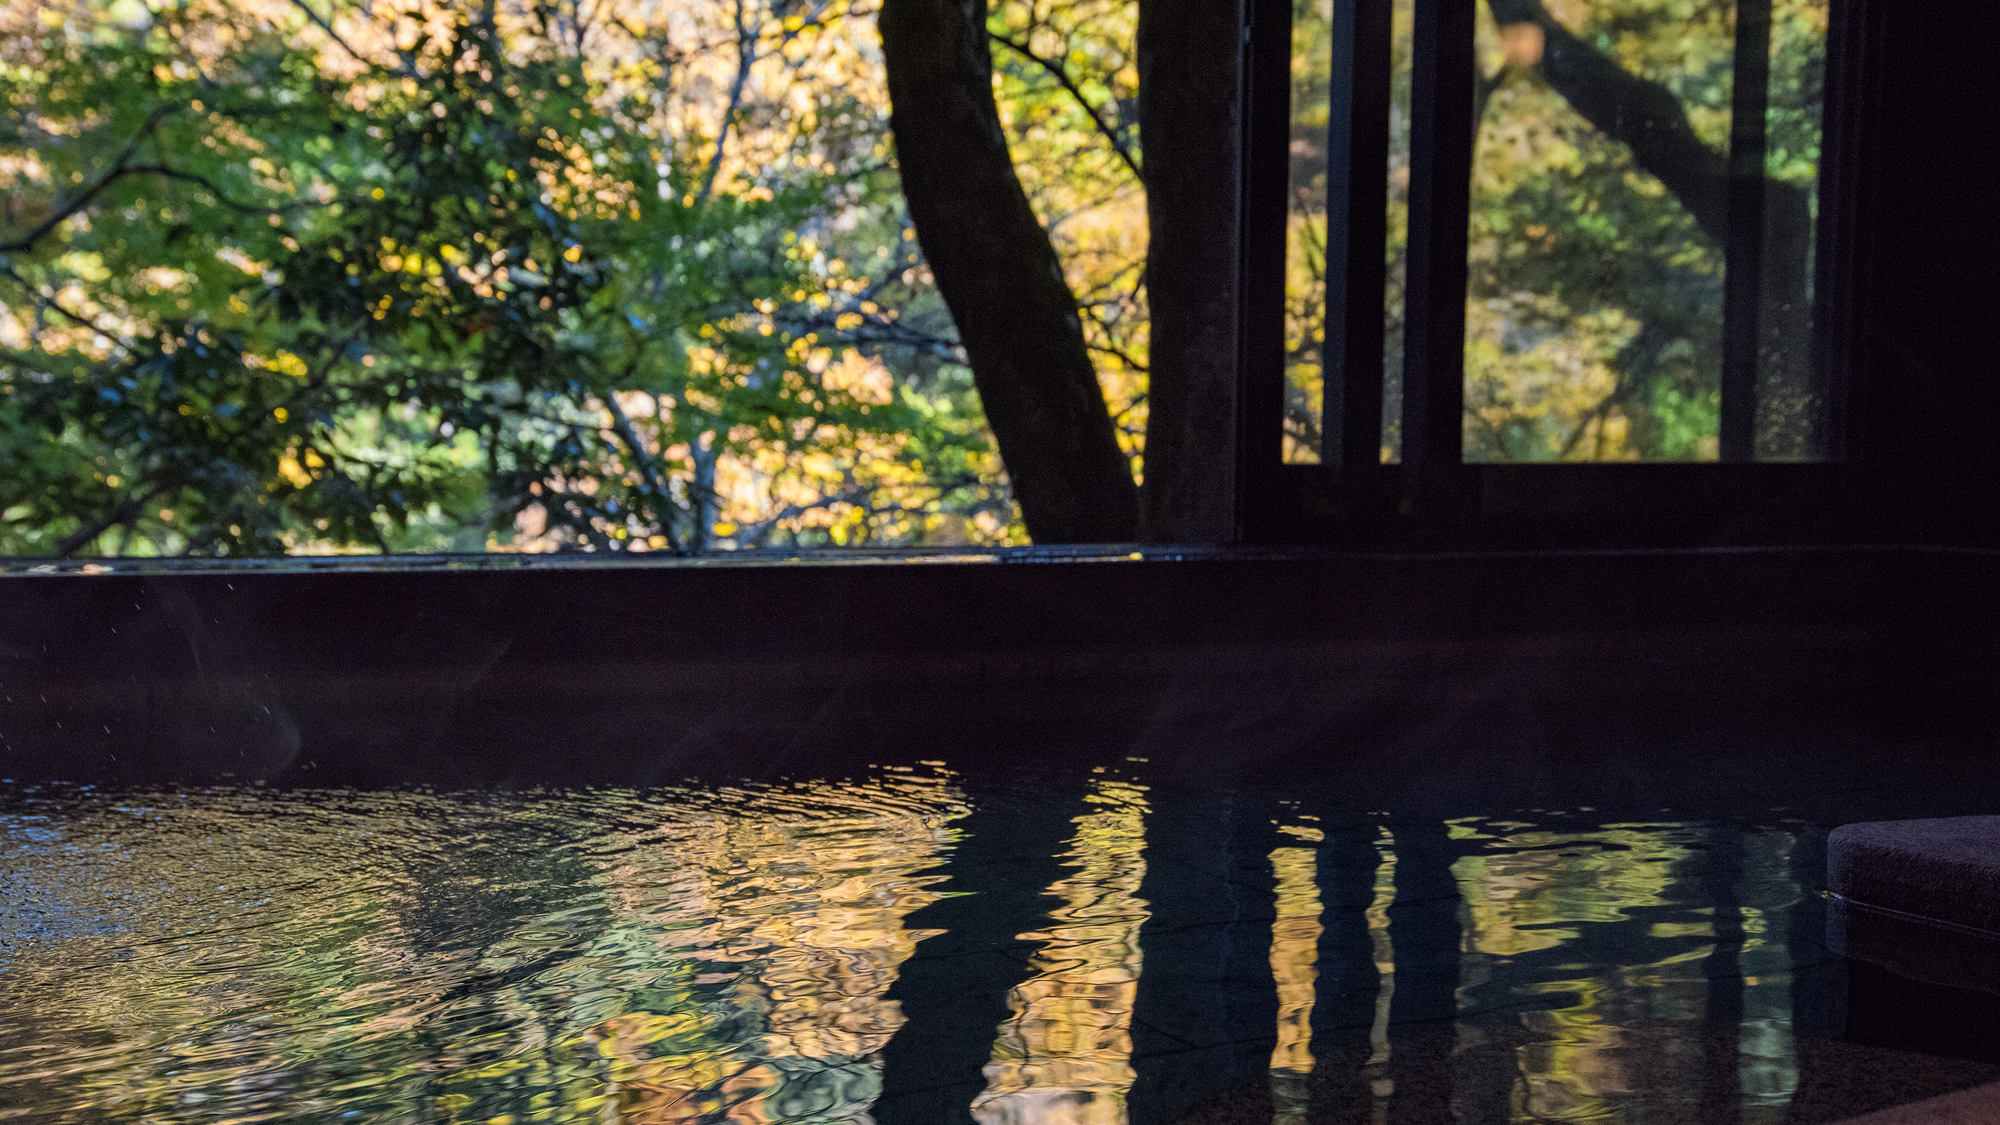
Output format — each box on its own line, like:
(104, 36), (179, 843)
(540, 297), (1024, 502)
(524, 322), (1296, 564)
(1248, 0), (1862, 544)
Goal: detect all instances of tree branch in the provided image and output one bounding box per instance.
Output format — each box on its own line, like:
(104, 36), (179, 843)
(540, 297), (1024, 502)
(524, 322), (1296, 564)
(603, 386), (686, 553)
(0, 264), (132, 344)
(288, 0), (420, 79)
(698, 0), (758, 205)
(121, 165), (324, 215)
(1555, 389), (1623, 460)
(988, 31), (1143, 184)
(0, 105), (179, 255)
(54, 478), (175, 558)
(1487, 0), (1729, 241)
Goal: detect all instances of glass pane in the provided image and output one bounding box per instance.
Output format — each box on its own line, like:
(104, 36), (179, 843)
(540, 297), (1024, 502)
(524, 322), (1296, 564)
(1756, 0), (1828, 459)
(1383, 0), (1415, 462)
(1462, 0), (1823, 463)
(1287, 0), (1411, 465)
(1285, 0), (1336, 464)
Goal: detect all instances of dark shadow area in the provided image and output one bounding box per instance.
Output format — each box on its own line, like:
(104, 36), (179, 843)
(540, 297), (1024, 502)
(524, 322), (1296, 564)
(3, 545), (1995, 795)
(1126, 789), (1282, 1124)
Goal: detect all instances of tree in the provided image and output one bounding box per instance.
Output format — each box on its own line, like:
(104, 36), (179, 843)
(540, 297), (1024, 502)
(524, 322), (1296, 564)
(880, 0), (1244, 542)
(0, 0), (1017, 556)
(4, 0), (1237, 552)
(3, 0), (1834, 556)
(877, 0), (1139, 543)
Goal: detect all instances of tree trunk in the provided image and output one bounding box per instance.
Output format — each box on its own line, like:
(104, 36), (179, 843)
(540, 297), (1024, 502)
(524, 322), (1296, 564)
(878, 0), (1139, 543)
(1137, 0), (1242, 543)
(1488, 0), (1818, 457)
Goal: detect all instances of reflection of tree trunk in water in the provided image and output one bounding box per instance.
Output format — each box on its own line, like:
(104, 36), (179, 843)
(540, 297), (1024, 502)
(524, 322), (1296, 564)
(878, 0), (1139, 542)
(873, 787), (1094, 1125)
(1486, 0), (1817, 458)
(1698, 825), (1747, 1123)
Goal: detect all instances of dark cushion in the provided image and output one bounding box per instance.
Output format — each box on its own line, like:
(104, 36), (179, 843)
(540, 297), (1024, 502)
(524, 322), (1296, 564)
(1829, 817), (2000, 936)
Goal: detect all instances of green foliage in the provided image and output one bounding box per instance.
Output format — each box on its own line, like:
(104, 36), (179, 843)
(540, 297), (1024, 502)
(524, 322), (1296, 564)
(1462, 0), (1826, 462)
(1463, 0), (1731, 462)
(986, 0), (1149, 468)
(1284, 0), (1824, 464)
(0, 0), (1013, 556)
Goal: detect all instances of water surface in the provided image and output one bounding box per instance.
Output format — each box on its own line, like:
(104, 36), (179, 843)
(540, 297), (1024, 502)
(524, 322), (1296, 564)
(0, 769), (1985, 1123)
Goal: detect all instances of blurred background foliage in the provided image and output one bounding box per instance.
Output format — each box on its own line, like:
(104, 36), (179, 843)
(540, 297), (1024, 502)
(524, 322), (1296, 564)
(1285, 0), (1824, 464)
(1461, 0), (1825, 462)
(986, 0), (1147, 470)
(1465, 0), (1733, 463)
(1, 0), (1826, 556)
(0, 0), (1063, 555)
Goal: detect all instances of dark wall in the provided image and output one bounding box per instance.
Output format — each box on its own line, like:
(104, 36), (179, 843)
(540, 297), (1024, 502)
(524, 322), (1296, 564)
(1848, 0), (2000, 527)
(1, 547), (1991, 790)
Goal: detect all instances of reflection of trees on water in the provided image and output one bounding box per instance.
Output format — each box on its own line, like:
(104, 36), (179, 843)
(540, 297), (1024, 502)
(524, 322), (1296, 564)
(5, 788), (1827, 1124)
(1268, 839), (1326, 1125)
(1447, 820), (1804, 1124)
(971, 781), (1149, 1125)
(573, 778), (966, 1124)
(0, 781), (965, 1123)
(1737, 829), (1805, 1124)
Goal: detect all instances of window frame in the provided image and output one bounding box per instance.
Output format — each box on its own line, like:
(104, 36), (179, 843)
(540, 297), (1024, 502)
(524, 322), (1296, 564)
(1235, 0), (1878, 547)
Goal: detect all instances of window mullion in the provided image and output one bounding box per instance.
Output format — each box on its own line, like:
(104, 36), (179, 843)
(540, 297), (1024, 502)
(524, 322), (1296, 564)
(1239, 0), (1296, 501)
(1399, 0), (1476, 504)
(1324, 0), (1394, 470)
